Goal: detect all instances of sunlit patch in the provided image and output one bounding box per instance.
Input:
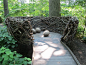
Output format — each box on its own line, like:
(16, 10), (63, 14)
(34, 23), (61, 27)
(34, 53), (41, 60)
(35, 60), (46, 65)
(41, 47), (56, 59)
(34, 45), (48, 52)
(41, 35), (44, 37)
(35, 42), (46, 45)
(45, 41), (58, 47)
(53, 50), (66, 56)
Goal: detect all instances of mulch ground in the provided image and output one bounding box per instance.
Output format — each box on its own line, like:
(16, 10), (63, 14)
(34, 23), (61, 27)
(66, 38), (86, 65)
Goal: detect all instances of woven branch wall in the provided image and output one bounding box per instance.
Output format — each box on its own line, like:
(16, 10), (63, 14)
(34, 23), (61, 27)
(30, 16), (79, 42)
(5, 17), (33, 58)
(5, 16), (79, 57)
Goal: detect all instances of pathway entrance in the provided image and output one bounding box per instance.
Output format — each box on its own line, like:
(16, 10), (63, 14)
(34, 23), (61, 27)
(32, 32), (77, 65)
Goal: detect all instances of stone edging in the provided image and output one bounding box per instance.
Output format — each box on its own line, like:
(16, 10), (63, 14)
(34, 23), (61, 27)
(61, 41), (81, 65)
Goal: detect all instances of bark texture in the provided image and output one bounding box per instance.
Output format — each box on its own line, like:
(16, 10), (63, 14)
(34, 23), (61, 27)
(49, 0), (61, 17)
(3, 0), (9, 17)
(61, 17), (79, 42)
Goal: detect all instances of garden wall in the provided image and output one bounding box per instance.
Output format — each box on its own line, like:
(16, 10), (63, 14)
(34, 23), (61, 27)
(9, 16), (78, 34)
(5, 16), (79, 59)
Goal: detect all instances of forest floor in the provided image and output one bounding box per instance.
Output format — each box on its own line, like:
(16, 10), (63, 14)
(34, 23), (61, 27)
(66, 38), (86, 65)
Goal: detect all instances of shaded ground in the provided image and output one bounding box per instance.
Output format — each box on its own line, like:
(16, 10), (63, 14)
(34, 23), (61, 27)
(66, 38), (86, 65)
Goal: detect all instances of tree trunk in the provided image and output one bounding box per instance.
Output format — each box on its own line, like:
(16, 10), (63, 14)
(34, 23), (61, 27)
(20, 0), (25, 4)
(85, 7), (86, 27)
(3, 0), (9, 17)
(69, 0), (71, 6)
(49, 0), (61, 17)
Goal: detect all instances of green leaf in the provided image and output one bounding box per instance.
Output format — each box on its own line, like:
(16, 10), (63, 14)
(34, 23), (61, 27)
(27, 58), (31, 61)
(19, 58), (24, 62)
(14, 58), (19, 62)
(14, 51), (17, 54)
(9, 64), (13, 65)
(16, 54), (22, 57)
(15, 64), (20, 65)
(27, 61), (32, 64)
(1, 47), (5, 50)
(3, 55), (9, 61)
(2, 60), (8, 65)
(9, 58), (13, 61)
(0, 50), (5, 54)
(13, 42), (15, 44)
(23, 61), (28, 65)
(9, 37), (12, 40)
(0, 57), (3, 62)
(12, 45), (15, 48)
(5, 49), (11, 55)
(0, 38), (4, 41)
(24, 57), (27, 60)
(10, 53), (13, 58)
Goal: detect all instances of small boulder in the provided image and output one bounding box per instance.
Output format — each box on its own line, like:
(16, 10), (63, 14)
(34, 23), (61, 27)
(32, 28), (36, 34)
(43, 30), (50, 37)
(35, 27), (41, 33)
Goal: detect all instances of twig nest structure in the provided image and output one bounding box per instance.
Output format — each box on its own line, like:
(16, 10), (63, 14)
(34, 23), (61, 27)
(5, 17), (33, 58)
(43, 30), (50, 37)
(41, 28), (46, 31)
(32, 28), (36, 34)
(35, 27), (41, 33)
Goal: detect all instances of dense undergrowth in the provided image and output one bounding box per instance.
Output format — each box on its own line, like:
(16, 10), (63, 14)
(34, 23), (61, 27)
(0, 26), (17, 50)
(0, 26), (32, 65)
(0, 47), (31, 65)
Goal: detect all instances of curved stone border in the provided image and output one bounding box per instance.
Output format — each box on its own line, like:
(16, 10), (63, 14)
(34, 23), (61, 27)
(61, 41), (81, 65)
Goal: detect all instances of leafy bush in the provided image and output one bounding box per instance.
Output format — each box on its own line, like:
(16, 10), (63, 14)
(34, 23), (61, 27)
(74, 0), (86, 7)
(0, 47), (31, 65)
(0, 0), (49, 18)
(61, 4), (86, 37)
(0, 26), (17, 50)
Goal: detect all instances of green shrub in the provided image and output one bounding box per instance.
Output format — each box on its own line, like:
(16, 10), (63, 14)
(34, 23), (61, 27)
(0, 26), (17, 50)
(0, 47), (31, 65)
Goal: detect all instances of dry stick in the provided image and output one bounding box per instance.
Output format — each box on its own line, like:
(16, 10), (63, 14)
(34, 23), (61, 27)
(7, 20), (19, 42)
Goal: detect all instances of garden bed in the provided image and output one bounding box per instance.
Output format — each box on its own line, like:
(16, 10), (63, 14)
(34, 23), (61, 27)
(66, 38), (86, 65)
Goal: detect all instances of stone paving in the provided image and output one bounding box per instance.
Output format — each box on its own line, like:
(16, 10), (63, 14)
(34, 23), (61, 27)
(32, 32), (77, 65)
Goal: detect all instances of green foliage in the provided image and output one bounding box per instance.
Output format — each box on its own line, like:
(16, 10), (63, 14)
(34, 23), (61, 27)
(0, 47), (31, 65)
(0, 0), (49, 18)
(32, 0), (49, 17)
(0, 26), (17, 50)
(61, 4), (86, 35)
(74, 0), (86, 7)
(0, 0), (86, 39)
